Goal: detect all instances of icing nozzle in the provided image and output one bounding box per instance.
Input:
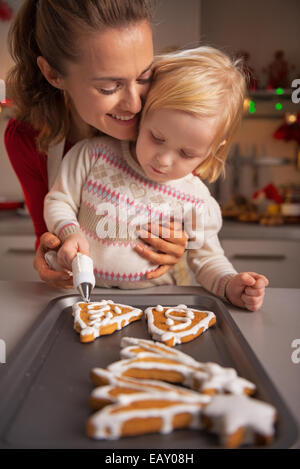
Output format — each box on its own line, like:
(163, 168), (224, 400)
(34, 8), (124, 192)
(72, 253), (95, 303)
(77, 282), (92, 303)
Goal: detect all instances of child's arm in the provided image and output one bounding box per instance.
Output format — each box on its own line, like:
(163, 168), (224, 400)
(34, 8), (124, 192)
(44, 139), (93, 269)
(187, 196), (238, 298)
(186, 196), (268, 310)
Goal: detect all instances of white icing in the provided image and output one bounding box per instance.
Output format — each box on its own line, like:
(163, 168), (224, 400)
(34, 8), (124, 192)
(72, 301), (142, 341)
(90, 368), (210, 406)
(91, 382), (210, 406)
(166, 318), (174, 326)
(88, 392), (204, 440)
(107, 356), (198, 389)
(165, 306), (194, 331)
(119, 337), (256, 395)
(202, 394), (276, 440)
(144, 305), (216, 345)
(120, 337), (201, 367)
(87, 338), (265, 444)
(81, 326), (95, 337)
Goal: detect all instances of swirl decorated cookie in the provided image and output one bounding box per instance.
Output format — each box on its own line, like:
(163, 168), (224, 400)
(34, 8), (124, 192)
(72, 300), (142, 343)
(144, 304), (216, 347)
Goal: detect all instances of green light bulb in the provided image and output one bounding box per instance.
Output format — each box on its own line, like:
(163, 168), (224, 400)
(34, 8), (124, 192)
(249, 101), (256, 114)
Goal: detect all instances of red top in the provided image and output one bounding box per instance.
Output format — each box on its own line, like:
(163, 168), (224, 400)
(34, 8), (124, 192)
(4, 118), (73, 249)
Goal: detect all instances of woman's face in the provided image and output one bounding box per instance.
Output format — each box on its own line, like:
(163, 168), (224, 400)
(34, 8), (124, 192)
(61, 20), (154, 140)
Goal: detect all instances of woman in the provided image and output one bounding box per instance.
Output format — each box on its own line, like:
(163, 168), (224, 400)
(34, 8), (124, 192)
(4, 0), (187, 289)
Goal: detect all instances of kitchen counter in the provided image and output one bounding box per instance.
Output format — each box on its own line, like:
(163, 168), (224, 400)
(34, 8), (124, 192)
(219, 219), (300, 240)
(0, 281), (299, 448)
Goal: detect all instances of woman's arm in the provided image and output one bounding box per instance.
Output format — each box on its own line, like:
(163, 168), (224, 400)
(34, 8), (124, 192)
(4, 119), (48, 244)
(44, 139), (93, 258)
(4, 119), (75, 288)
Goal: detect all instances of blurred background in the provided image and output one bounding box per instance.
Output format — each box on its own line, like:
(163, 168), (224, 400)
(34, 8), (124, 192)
(0, 0), (300, 286)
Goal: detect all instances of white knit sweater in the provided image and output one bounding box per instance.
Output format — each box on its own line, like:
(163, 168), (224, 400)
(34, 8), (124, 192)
(44, 136), (237, 297)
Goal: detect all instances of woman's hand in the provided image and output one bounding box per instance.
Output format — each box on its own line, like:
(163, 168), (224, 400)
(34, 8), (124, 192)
(33, 232), (74, 289)
(134, 219), (188, 279)
(225, 272), (269, 311)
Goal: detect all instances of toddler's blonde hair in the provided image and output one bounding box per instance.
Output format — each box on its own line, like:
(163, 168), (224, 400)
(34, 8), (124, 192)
(141, 46), (246, 182)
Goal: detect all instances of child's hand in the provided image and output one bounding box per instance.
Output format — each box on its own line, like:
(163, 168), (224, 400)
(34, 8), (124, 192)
(225, 272), (269, 311)
(57, 233), (90, 271)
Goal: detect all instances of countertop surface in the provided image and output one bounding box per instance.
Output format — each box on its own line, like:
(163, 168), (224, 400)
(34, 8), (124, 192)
(219, 219), (300, 240)
(0, 281), (299, 448)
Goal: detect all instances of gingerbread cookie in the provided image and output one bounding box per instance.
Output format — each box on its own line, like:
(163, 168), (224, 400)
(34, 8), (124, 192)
(144, 304), (216, 347)
(72, 300), (142, 343)
(120, 336), (199, 366)
(86, 339), (276, 446)
(86, 391), (206, 440)
(201, 394), (277, 448)
(118, 337), (256, 396)
(104, 355), (197, 387)
(89, 368), (211, 410)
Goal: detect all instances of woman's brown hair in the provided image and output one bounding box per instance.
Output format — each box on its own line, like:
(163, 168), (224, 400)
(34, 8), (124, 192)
(6, 0), (154, 153)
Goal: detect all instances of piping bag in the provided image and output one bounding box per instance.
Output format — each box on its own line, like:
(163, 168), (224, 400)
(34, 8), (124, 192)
(45, 251), (95, 302)
(72, 253), (95, 302)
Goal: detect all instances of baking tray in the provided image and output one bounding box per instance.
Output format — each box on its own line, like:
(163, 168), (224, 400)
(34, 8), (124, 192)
(0, 292), (298, 449)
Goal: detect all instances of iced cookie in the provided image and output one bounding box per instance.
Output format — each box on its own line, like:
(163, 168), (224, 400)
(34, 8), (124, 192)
(104, 355), (198, 387)
(201, 394), (277, 448)
(72, 300), (142, 343)
(118, 337), (256, 396)
(144, 304), (216, 347)
(86, 391), (206, 440)
(120, 336), (201, 366)
(89, 368), (210, 410)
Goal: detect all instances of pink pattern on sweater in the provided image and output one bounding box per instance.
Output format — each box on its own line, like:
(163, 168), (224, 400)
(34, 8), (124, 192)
(89, 144), (204, 208)
(81, 226), (137, 248)
(94, 266), (157, 282)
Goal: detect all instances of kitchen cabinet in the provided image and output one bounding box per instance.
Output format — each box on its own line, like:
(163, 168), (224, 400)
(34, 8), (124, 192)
(0, 234), (39, 281)
(221, 238), (300, 288)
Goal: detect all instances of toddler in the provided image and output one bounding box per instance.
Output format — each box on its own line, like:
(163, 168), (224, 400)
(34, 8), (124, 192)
(44, 46), (268, 311)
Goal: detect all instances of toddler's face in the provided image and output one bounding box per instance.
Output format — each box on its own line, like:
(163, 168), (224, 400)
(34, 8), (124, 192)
(135, 108), (219, 183)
